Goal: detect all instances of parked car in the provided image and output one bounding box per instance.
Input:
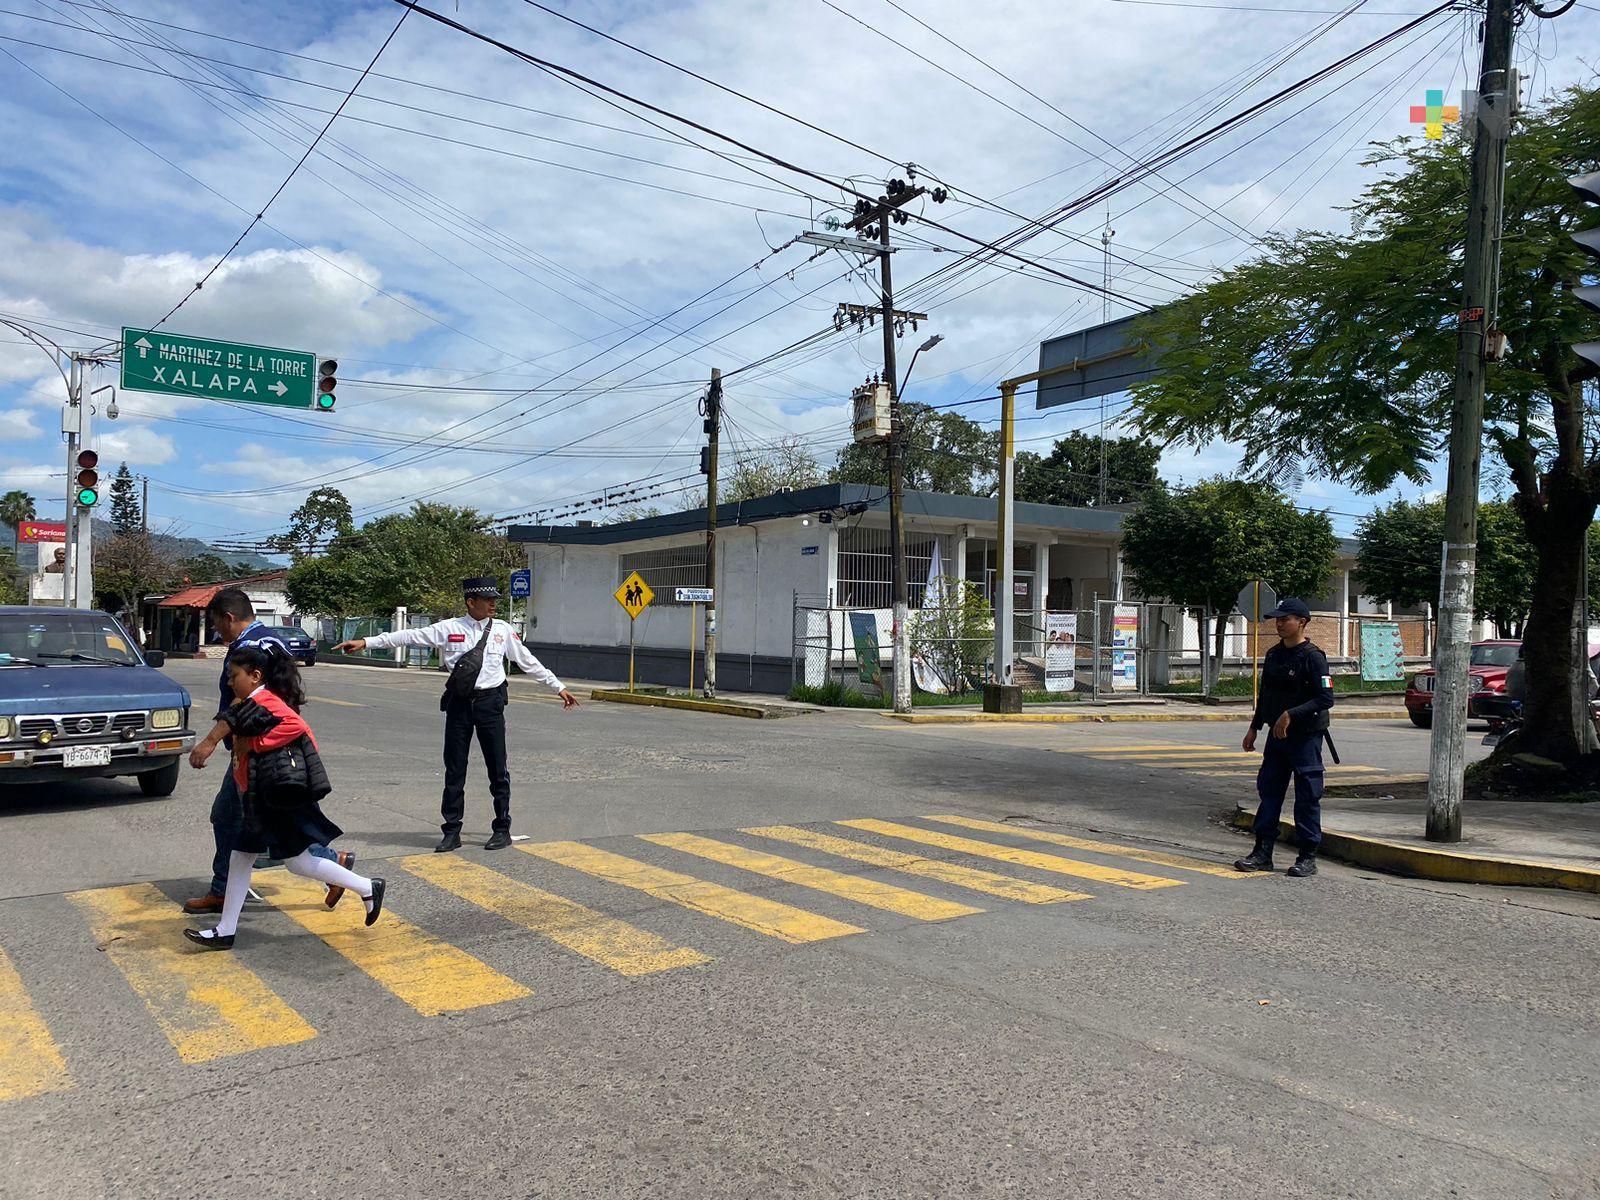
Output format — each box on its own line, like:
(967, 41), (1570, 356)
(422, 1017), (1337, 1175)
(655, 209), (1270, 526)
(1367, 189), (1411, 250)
(266, 625), (317, 666)
(0, 606), (195, 796)
(1404, 639), (1521, 729)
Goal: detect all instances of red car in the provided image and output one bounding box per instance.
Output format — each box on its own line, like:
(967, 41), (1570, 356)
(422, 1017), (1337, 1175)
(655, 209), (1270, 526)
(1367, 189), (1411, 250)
(1405, 639), (1520, 729)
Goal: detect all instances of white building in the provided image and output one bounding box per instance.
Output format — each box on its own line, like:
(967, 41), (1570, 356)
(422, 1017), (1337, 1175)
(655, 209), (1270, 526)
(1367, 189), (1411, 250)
(510, 484), (1421, 694)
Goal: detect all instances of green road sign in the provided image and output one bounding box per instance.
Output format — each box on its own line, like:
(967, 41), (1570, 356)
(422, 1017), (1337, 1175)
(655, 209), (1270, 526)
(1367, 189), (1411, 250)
(121, 327), (318, 407)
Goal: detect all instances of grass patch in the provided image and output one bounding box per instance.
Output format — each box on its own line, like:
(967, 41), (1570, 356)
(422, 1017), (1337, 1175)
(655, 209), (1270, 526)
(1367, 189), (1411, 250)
(786, 681), (1068, 708)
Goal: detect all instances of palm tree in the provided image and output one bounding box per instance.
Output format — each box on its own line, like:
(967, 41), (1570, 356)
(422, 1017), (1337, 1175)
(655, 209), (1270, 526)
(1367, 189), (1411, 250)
(1, 489), (36, 546)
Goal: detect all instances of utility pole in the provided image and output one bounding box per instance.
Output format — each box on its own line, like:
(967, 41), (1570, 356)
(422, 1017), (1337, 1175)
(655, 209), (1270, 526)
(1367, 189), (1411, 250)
(62, 353), (94, 609)
(1427, 0), (1518, 843)
(141, 475), (148, 534)
(702, 368), (721, 699)
(844, 178), (935, 714)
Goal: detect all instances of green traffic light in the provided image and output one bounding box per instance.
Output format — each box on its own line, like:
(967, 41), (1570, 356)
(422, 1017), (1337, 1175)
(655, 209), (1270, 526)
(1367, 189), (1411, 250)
(75, 487), (98, 506)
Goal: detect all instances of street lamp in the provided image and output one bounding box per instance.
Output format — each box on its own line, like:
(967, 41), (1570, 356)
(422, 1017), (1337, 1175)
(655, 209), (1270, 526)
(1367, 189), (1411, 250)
(888, 333), (942, 714)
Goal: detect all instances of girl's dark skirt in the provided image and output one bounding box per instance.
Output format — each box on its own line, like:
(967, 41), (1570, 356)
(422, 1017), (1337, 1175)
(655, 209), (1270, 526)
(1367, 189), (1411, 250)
(237, 796), (343, 860)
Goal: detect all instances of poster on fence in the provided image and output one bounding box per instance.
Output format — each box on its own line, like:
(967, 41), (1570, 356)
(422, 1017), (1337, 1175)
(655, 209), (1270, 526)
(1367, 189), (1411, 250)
(1360, 621), (1405, 681)
(1111, 604), (1139, 691)
(1044, 613), (1078, 693)
(848, 611), (883, 690)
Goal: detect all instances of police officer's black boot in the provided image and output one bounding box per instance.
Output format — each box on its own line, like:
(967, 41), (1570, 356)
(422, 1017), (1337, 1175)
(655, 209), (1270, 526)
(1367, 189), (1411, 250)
(1286, 850), (1318, 878)
(1233, 837), (1275, 872)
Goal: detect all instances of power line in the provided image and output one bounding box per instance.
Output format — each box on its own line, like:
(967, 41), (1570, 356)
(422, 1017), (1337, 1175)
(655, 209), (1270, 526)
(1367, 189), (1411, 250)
(149, 4), (413, 330)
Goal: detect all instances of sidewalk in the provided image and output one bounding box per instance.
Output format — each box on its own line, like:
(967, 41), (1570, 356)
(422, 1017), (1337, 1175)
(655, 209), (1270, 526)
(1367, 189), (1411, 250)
(1237, 791), (1600, 893)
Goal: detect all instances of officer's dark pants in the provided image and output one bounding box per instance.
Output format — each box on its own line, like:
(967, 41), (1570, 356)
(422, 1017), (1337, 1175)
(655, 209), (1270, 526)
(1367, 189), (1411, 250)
(441, 683), (511, 836)
(1253, 732), (1324, 851)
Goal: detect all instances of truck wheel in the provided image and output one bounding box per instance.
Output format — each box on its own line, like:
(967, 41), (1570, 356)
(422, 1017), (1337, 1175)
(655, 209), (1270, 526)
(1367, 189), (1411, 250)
(1409, 711), (1432, 729)
(137, 760), (181, 797)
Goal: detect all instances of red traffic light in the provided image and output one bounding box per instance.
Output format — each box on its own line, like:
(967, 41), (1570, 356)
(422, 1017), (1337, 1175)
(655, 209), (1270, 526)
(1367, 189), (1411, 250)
(76, 449), (98, 470)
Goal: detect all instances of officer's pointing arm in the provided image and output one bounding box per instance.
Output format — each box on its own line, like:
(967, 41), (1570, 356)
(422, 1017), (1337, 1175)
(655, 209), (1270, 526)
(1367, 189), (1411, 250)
(365, 620), (455, 651)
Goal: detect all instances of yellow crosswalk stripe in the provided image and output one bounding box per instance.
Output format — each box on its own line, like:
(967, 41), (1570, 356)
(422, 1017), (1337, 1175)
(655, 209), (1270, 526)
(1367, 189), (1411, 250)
(521, 841), (864, 944)
(1067, 743), (1226, 753)
(642, 832), (983, 922)
(745, 825), (1088, 904)
(0, 944), (71, 1103)
(68, 883), (316, 1063)
(252, 878), (531, 1016)
(836, 820), (1185, 891)
(398, 854), (709, 977)
(923, 815), (1241, 878)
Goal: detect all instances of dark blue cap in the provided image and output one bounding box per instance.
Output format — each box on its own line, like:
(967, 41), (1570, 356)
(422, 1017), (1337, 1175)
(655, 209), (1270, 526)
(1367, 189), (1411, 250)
(462, 576), (501, 598)
(1265, 597), (1311, 620)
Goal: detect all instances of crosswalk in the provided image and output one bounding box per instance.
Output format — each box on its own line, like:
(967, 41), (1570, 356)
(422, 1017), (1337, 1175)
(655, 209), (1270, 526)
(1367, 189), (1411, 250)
(0, 815), (1257, 1104)
(1063, 742), (1426, 786)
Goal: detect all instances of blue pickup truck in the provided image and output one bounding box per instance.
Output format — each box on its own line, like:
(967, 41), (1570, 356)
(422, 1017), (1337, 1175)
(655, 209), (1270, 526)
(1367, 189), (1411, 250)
(0, 606), (196, 796)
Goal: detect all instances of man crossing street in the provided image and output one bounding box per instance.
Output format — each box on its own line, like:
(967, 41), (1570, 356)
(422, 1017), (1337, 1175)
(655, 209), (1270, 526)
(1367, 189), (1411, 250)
(332, 576), (579, 851)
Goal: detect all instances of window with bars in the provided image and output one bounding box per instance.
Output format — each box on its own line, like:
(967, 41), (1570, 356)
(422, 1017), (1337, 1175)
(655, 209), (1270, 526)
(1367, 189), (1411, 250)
(619, 544), (706, 606)
(835, 527), (947, 609)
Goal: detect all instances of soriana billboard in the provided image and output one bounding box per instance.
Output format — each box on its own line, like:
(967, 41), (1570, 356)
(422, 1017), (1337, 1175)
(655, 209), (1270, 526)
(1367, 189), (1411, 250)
(17, 521), (67, 544)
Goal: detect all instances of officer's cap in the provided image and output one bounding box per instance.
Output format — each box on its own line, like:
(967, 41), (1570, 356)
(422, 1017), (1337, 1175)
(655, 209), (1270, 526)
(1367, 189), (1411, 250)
(462, 576), (501, 599)
(1265, 597), (1311, 620)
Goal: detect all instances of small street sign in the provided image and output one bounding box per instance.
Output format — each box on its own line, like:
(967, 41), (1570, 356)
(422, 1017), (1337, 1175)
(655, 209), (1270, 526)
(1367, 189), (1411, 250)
(1236, 581), (1278, 621)
(510, 568), (531, 599)
(674, 586), (713, 603)
(121, 327), (318, 408)
(615, 571), (654, 619)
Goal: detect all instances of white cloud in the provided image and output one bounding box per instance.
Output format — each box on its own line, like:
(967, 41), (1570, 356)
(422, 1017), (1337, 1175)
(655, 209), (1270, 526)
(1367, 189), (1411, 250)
(0, 407), (43, 440)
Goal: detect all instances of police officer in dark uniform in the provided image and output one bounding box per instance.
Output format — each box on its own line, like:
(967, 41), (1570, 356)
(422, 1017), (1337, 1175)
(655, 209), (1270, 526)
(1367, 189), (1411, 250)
(1234, 597), (1334, 878)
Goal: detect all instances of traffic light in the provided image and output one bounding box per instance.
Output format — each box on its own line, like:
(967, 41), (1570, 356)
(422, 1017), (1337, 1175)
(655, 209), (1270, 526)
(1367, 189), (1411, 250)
(1573, 171), (1600, 372)
(74, 449), (99, 507)
(316, 358), (337, 411)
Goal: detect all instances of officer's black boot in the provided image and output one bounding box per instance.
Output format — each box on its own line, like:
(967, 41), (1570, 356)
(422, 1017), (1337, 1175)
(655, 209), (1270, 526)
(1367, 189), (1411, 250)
(1286, 850), (1318, 878)
(1233, 837), (1275, 872)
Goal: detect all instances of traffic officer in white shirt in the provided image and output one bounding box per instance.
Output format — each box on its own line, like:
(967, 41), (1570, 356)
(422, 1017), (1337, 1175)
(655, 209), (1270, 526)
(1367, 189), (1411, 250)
(332, 576), (579, 852)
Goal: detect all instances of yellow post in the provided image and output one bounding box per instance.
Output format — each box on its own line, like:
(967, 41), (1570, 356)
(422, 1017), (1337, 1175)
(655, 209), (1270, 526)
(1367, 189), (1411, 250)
(1251, 581), (1260, 707)
(689, 602), (698, 692)
(629, 616), (636, 693)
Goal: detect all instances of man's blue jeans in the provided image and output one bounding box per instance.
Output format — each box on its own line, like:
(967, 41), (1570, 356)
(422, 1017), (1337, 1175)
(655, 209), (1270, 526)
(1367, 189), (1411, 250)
(207, 771), (335, 897)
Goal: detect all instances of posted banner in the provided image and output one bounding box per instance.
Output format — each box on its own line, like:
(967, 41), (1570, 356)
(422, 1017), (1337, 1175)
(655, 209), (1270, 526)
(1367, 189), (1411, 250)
(1111, 604), (1139, 691)
(1044, 613), (1078, 693)
(1360, 621), (1405, 681)
(849, 611), (882, 689)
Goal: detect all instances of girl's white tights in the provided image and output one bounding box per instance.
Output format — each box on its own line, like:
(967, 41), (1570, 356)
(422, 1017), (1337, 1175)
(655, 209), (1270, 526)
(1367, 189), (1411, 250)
(214, 849), (374, 937)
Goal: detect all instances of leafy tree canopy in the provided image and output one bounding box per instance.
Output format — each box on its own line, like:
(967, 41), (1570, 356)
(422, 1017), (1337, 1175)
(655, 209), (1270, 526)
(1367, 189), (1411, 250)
(725, 436), (824, 502)
(273, 487), (354, 562)
(833, 403), (998, 496)
(1014, 433), (1162, 508)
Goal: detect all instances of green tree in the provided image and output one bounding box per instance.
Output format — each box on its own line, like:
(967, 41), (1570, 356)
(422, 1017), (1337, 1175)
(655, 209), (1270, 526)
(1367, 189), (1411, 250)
(1014, 433), (1162, 508)
(1131, 84), (1600, 760)
(911, 579), (993, 695)
(93, 532), (178, 642)
(0, 489), (35, 540)
(833, 403), (998, 496)
(725, 436), (824, 502)
(178, 552), (240, 584)
(284, 503), (520, 617)
(108, 463), (141, 536)
(1120, 480), (1337, 673)
(273, 487), (354, 562)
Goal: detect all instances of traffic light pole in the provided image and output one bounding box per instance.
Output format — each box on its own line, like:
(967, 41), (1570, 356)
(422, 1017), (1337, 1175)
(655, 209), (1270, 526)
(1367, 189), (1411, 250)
(62, 352), (93, 609)
(1427, 0), (1517, 843)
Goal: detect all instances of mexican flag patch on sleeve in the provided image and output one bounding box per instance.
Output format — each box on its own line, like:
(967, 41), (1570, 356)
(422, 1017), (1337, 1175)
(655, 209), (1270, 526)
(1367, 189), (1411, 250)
(1321, 675), (1333, 688)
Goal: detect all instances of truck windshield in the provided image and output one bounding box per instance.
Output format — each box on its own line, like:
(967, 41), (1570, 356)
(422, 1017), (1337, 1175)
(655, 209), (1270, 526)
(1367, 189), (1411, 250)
(0, 613), (142, 666)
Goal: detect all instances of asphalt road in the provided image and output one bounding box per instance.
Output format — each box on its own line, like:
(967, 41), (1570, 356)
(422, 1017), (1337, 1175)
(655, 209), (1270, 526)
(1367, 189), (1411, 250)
(0, 659), (1592, 1199)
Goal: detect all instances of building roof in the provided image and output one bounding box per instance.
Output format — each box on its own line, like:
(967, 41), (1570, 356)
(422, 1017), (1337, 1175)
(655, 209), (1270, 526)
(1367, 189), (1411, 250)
(506, 483), (1128, 546)
(156, 570), (289, 610)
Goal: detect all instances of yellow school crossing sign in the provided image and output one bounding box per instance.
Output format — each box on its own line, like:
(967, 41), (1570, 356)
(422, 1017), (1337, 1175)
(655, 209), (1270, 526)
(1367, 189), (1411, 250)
(615, 571), (654, 619)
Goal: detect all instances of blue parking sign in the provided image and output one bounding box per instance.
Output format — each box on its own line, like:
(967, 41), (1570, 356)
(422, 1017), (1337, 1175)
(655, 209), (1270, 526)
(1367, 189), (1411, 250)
(510, 568), (531, 598)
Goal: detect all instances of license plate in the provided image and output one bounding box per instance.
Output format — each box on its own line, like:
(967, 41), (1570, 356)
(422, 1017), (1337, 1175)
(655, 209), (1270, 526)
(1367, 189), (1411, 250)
(1483, 733), (1502, 747)
(63, 745), (112, 768)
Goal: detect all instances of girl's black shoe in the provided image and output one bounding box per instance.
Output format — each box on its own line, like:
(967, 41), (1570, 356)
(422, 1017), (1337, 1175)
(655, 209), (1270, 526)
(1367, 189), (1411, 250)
(183, 927), (235, 950)
(364, 877), (386, 927)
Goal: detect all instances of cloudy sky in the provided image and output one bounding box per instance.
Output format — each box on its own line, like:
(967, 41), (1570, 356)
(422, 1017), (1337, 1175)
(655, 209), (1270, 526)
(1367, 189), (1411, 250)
(1, 0), (1595, 550)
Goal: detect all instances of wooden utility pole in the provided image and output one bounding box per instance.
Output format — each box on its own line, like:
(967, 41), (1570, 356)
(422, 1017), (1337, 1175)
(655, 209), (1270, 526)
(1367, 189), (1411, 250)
(1427, 0), (1518, 842)
(702, 369), (721, 699)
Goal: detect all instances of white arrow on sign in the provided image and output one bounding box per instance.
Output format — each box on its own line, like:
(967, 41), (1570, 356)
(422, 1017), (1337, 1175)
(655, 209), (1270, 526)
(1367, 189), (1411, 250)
(134, 337), (152, 359)
(268, 381), (288, 397)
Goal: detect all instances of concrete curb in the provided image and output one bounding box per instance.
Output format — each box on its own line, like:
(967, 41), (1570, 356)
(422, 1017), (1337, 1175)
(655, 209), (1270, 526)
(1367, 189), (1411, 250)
(588, 689), (801, 719)
(1231, 805), (1600, 894)
(884, 708), (1411, 725)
